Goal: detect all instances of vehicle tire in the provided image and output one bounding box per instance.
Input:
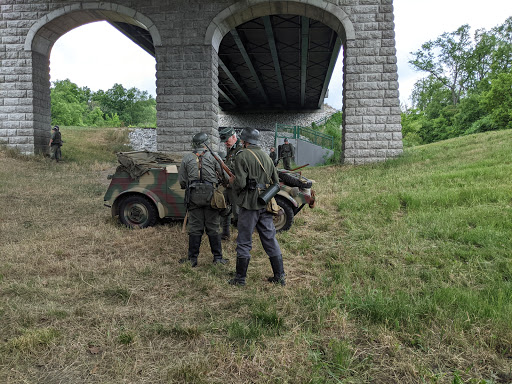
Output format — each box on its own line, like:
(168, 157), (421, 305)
(273, 195), (294, 232)
(278, 171), (313, 189)
(119, 195), (158, 229)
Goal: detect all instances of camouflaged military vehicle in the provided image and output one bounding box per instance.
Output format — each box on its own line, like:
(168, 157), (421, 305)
(104, 151), (315, 231)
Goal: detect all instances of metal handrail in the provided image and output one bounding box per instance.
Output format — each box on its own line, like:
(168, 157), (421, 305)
(275, 123), (334, 150)
(310, 110), (341, 127)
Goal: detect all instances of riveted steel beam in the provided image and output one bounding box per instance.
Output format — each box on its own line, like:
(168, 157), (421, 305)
(218, 58), (252, 104)
(300, 16), (309, 107)
(218, 88), (236, 106)
(230, 29), (269, 104)
(108, 21), (155, 57)
(263, 16), (287, 106)
(318, 36), (342, 108)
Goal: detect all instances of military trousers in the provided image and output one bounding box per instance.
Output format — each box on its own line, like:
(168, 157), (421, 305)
(188, 206), (221, 236)
(50, 144), (61, 161)
(236, 207), (281, 260)
(283, 156), (292, 170)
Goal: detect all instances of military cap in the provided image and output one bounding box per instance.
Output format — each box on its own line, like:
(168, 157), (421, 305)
(52, 125), (59, 131)
(284, 137), (288, 143)
(219, 127), (235, 141)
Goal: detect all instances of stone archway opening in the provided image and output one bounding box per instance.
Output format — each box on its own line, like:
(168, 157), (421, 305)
(217, 14), (343, 112)
(205, 0), (353, 160)
(24, 3), (160, 154)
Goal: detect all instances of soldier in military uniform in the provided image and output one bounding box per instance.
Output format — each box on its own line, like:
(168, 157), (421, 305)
(228, 128), (285, 286)
(178, 132), (229, 267)
(269, 147), (277, 166)
(280, 138), (294, 170)
(48, 125), (62, 162)
(219, 127), (242, 240)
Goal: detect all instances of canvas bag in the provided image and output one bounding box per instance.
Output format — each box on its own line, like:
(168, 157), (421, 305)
(211, 184), (227, 209)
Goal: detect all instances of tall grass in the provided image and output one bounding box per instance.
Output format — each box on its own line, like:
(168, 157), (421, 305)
(0, 128), (511, 383)
(59, 126), (132, 164)
(311, 111), (343, 164)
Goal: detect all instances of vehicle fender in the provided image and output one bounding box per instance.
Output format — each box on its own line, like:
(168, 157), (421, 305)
(114, 188), (166, 218)
(276, 190), (298, 208)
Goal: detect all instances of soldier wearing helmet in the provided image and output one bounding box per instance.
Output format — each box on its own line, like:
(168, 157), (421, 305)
(280, 137), (294, 170)
(178, 132), (229, 266)
(228, 127), (285, 286)
(48, 125), (62, 162)
(218, 127), (242, 240)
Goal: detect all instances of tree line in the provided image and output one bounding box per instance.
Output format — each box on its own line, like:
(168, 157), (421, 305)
(401, 17), (512, 146)
(51, 80), (156, 128)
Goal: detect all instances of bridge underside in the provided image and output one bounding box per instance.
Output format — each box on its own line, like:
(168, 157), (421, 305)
(112, 14), (340, 112)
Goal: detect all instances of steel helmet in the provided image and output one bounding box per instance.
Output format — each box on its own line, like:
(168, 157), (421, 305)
(192, 132), (209, 147)
(240, 127), (260, 145)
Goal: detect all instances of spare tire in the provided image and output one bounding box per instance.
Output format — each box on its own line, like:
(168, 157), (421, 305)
(278, 171), (313, 189)
(273, 195), (294, 232)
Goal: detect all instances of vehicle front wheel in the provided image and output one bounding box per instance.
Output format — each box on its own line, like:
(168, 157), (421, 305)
(273, 195), (294, 232)
(118, 195), (158, 229)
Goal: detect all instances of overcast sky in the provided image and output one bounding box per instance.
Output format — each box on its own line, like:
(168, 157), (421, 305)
(50, 0), (512, 110)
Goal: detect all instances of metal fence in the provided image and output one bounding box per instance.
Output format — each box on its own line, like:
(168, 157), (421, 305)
(275, 123), (334, 150)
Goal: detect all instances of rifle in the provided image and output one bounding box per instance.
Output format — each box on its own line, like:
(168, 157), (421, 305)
(203, 142), (235, 179)
(289, 163), (309, 172)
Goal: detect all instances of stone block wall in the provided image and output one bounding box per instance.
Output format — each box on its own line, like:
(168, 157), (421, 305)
(0, 0), (402, 163)
(340, 0), (403, 164)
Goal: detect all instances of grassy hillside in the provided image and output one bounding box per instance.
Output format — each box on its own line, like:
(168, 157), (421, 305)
(0, 127), (511, 383)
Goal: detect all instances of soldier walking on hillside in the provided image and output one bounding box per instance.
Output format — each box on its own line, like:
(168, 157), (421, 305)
(178, 132), (229, 267)
(228, 128), (285, 287)
(48, 125), (62, 162)
(280, 138), (294, 170)
(219, 127), (242, 240)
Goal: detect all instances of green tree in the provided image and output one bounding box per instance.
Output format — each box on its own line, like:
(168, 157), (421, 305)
(93, 84), (156, 127)
(404, 18), (512, 145)
(409, 24), (473, 106)
(50, 79), (89, 126)
(479, 71), (512, 130)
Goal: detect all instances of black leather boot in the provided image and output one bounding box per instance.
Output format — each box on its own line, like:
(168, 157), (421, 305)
(179, 235), (202, 267)
(209, 234), (229, 264)
(267, 255), (286, 286)
(228, 258), (249, 286)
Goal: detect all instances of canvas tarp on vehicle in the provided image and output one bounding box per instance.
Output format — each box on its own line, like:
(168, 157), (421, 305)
(115, 151), (177, 180)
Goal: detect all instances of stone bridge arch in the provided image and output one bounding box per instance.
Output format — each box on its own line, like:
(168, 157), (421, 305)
(15, 3), (160, 155)
(1, 0), (402, 164)
(203, 0), (401, 164)
(205, 0), (355, 51)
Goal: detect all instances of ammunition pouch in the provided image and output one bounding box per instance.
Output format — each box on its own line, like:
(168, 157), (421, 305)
(246, 178), (258, 191)
(246, 178), (267, 191)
